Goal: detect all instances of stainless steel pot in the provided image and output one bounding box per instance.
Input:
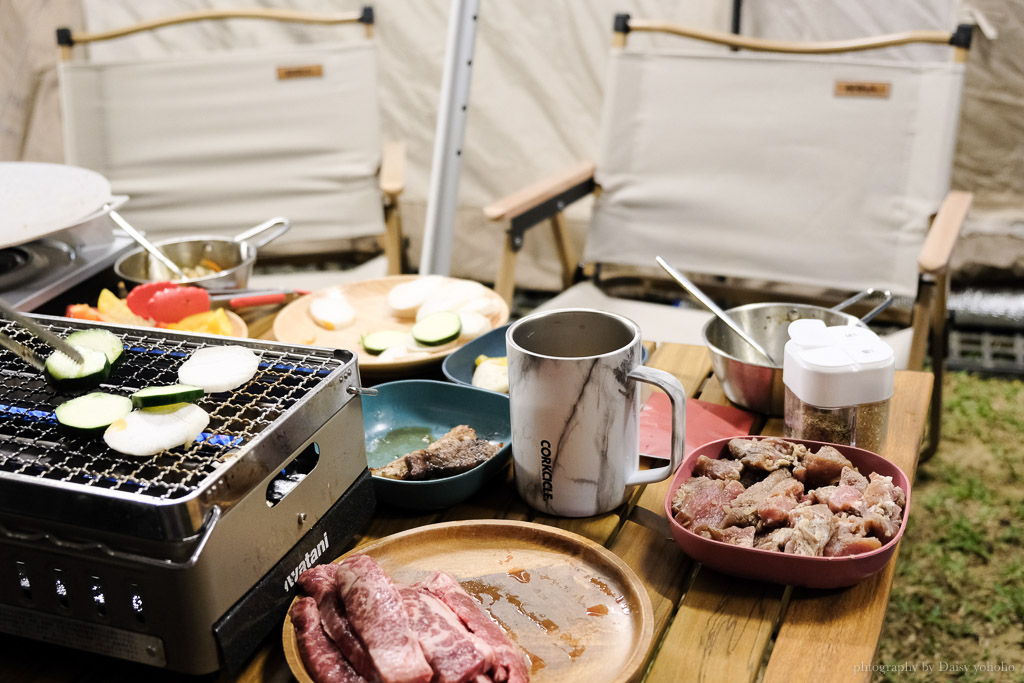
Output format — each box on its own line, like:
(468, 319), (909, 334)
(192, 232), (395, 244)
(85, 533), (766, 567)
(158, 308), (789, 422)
(701, 289), (893, 415)
(113, 217), (289, 290)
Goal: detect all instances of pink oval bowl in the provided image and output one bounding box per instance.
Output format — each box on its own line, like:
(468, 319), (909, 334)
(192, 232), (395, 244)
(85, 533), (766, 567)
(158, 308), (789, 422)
(663, 436), (911, 589)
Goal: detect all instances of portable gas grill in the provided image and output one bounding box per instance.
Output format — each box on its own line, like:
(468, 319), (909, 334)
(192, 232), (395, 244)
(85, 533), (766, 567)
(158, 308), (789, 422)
(0, 314), (376, 674)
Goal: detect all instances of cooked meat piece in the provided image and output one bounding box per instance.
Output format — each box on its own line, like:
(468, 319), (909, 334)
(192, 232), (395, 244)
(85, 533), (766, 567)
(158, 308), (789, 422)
(299, 565), (380, 682)
(722, 469), (803, 530)
(838, 466), (868, 491)
(754, 527), (794, 552)
(824, 513), (884, 557)
(792, 445), (853, 488)
(422, 572), (530, 683)
(862, 473), (906, 540)
(728, 437), (800, 471)
(810, 484), (866, 515)
(335, 555), (433, 683)
(757, 493), (799, 528)
(400, 586), (494, 683)
(702, 525), (756, 547)
(862, 509), (902, 542)
(693, 455), (744, 480)
(863, 472), (906, 509)
(825, 534), (883, 557)
(672, 476), (746, 531)
(372, 426), (503, 481)
(291, 596), (368, 683)
(783, 504), (838, 556)
(405, 439), (501, 480)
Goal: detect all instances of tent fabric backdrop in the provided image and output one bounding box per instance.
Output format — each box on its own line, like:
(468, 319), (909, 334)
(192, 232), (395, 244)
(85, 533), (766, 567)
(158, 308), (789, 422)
(3, 0), (1022, 286)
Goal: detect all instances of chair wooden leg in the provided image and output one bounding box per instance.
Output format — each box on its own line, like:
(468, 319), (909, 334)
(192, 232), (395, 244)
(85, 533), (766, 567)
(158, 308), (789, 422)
(381, 199), (404, 275)
(920, 272), (949, 462)
(495, 234), (519, 306)
(907, 280), (934, 372)
(549, 213), (576, 290)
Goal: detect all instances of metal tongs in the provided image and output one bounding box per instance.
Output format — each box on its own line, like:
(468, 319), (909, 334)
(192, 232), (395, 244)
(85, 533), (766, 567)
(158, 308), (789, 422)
(0, 297), (83, 371)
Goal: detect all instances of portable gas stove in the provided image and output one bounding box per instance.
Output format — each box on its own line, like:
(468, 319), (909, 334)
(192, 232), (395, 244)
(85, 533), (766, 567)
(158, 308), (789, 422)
(1, 211), (135, 312)
(0, 315), (375, 674)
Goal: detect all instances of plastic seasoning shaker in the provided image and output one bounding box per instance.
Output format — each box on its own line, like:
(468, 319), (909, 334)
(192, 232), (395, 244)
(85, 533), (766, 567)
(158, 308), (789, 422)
(782, 319), (895, 452)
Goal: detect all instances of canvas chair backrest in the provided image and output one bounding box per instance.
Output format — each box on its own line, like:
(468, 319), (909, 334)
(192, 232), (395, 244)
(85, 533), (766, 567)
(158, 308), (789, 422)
(584, 43), (966, 298)
(59, 32), (383, 255)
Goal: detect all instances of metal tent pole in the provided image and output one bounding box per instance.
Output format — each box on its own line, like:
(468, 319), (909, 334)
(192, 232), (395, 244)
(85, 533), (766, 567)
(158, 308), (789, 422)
(419, 0), (481, 275)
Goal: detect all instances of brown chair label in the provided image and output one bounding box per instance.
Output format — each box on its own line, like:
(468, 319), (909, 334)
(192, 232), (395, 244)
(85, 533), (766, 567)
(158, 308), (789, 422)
(835, 81), (891, 98)
(277, 65), (323, 80)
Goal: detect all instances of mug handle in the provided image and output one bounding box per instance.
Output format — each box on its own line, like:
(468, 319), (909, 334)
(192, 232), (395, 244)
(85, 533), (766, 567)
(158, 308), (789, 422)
(624, 365), (686, 486)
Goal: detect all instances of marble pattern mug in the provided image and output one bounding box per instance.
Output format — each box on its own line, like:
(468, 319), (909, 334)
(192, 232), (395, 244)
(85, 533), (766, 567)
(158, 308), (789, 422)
(506, 308), (686, 517)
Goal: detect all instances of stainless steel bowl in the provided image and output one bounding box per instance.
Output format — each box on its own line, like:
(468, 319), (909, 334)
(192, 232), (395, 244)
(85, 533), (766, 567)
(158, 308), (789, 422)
(701, 290), (893, 415)
(113, 217), (289, 290)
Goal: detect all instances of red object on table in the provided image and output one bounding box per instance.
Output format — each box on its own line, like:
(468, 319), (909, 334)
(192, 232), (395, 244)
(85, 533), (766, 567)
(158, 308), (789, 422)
(638, 392), (756, 460)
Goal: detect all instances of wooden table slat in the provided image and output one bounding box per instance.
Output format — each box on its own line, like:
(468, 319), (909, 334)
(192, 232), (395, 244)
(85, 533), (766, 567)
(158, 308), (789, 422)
(762, 371), (932, 683)
(639, 350), (778, 683)
(646, 570), (786, 683)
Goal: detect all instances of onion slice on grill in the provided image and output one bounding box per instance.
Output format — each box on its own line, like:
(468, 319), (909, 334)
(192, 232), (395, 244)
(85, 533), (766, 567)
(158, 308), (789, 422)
(178, 345), (260, 393)
(104, 403), (210, 456)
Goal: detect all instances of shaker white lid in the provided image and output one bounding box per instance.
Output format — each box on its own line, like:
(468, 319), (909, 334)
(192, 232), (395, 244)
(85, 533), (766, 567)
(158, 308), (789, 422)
(783, 319), (895, 408)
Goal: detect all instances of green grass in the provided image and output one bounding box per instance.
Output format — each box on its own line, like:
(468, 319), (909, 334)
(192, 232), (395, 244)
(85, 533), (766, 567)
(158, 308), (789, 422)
(875, 372), (1024, 681)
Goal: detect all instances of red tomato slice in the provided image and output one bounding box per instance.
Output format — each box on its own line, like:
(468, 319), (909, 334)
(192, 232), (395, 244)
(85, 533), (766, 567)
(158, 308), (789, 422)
(145, 286), (211, 324)
(126, 281), (178, 318)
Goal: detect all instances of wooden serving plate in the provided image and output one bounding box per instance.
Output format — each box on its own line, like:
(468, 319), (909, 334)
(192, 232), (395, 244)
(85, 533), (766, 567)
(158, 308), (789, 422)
(225, 310), (248, 338)
(271, 276), (509, 374)
(283, 520), (654, 683)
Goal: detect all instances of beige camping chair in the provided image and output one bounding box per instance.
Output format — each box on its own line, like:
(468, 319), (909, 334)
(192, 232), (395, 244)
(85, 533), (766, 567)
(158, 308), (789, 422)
(57, 6), (406, 274)
(486, 15), (975, 459)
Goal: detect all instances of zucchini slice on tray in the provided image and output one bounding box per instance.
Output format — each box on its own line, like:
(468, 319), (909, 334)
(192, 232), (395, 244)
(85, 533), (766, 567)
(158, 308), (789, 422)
(131, 384), (204, 409)
(45, 346), (110, 391)
(55, 392), (133, 435)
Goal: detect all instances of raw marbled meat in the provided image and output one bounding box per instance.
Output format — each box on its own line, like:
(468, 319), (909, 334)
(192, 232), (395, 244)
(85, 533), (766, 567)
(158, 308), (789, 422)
(401, 586), (494, 683)
(291, 596), (368, 683)
(299, 565), (379, 682)
(422, 572), (530, 683)
(335, 555), (433, 683)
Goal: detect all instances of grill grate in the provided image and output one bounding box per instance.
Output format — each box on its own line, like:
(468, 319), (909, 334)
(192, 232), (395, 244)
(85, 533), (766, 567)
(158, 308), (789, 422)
(0, 317), (346, 501)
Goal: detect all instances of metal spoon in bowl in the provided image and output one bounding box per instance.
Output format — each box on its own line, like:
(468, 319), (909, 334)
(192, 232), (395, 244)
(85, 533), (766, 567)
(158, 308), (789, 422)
(655, 255), (778, 366)
(105, 206), (188, 281)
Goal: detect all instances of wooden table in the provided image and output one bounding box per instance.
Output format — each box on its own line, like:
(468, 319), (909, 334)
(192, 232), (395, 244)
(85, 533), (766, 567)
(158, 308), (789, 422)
(0, 341), (931, 683)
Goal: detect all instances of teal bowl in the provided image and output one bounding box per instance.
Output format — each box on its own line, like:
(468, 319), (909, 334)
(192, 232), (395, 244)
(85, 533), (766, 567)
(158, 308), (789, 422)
(442, 323), (647, 391)
(361, 380), (512, 509)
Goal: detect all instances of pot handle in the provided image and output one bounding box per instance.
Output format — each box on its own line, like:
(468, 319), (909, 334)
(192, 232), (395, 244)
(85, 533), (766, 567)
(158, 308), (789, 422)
(831, 288), (894, 324)
(233, 216), (290, 249)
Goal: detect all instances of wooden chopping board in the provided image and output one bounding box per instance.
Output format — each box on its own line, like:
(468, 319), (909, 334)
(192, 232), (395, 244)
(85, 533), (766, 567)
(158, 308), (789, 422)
(271, 276), (509, 373)
(283, 520), (654, 683)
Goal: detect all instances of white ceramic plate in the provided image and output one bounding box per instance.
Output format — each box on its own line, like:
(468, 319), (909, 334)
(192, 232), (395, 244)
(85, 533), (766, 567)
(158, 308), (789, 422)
(0, 162), (114, 248)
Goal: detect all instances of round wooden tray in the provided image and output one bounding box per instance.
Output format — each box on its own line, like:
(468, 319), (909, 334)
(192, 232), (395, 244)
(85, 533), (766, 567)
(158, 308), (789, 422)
(283, 520), (654, 683)
(271, 276), (509, 374)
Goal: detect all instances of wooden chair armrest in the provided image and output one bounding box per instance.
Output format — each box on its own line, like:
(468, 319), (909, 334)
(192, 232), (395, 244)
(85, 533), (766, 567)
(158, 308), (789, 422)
(919, 191), (973, 276)
(484, 161), (596, 222)
(380, 141), (405, 200)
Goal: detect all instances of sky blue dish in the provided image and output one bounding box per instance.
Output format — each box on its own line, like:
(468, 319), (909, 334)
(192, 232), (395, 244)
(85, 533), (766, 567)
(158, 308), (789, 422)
(442, 322), (648, 390)
(362, 380), (512, 510)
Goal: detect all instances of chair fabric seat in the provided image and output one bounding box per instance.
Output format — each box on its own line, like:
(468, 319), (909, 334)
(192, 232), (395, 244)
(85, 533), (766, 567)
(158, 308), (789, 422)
(536, 281), (914, 370)
(60, 41), (384, 255)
